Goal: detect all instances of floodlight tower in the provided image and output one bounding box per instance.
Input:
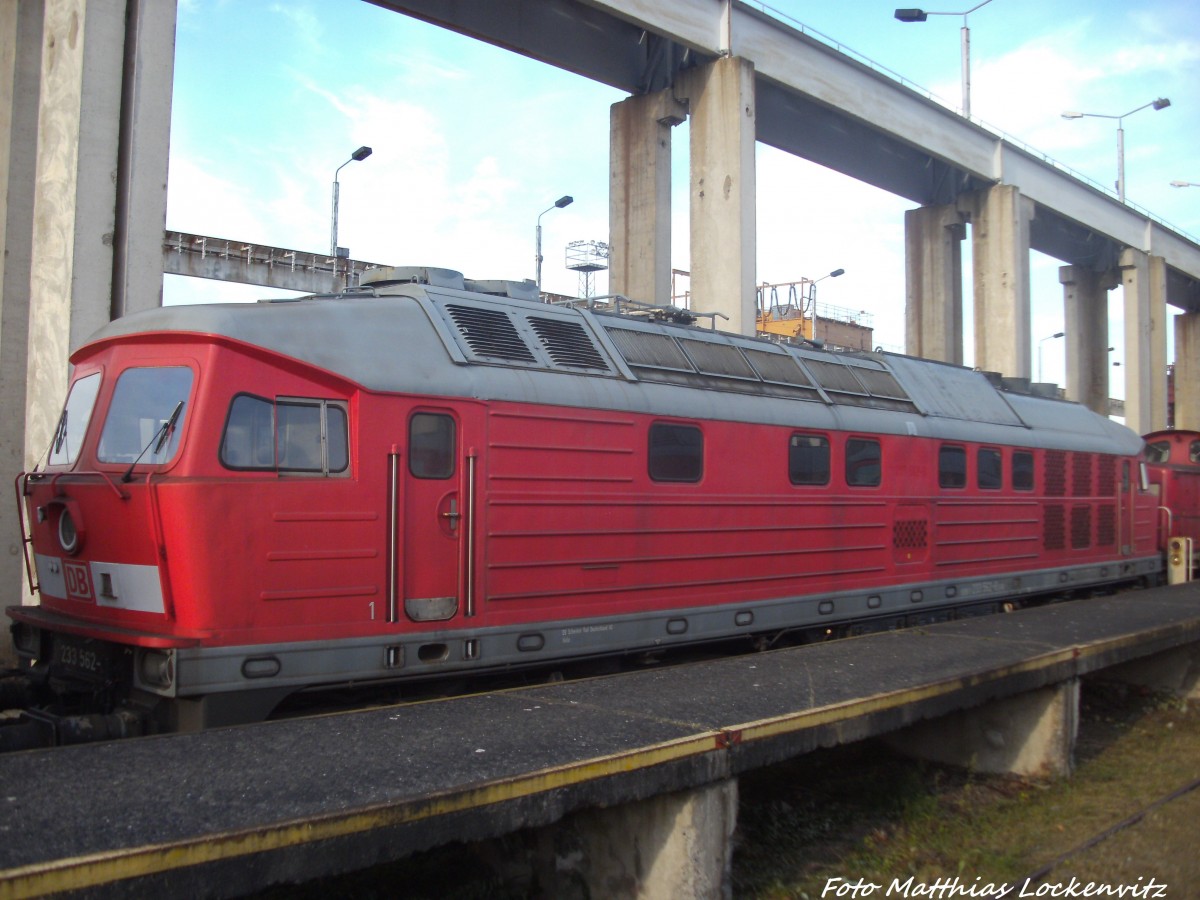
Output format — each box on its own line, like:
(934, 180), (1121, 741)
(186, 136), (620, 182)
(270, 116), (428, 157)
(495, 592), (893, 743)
(566, 240), (610, 299)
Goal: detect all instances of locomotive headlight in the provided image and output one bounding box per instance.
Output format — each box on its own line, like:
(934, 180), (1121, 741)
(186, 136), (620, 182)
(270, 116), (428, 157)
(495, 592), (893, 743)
(12, 623), (40, 657)
(57, 508), (80, 555)
(138, 649), (174, 689)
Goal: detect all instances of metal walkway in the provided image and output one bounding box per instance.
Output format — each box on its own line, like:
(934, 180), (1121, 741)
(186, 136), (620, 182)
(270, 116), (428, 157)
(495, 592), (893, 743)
(2, 583), (1199, 899)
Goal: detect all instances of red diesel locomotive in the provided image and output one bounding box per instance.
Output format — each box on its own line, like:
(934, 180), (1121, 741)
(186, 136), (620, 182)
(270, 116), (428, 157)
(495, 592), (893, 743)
(3, 267), (1172, 745)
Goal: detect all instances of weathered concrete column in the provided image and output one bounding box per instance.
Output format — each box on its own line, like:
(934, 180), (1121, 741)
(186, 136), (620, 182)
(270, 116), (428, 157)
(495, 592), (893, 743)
(678, 56), (756, 336)
(25, 0), (175, 481)
(970, 185), (1033, 379)
(609, 89), (686, 305)
(1176, 312), (1199, 430)
(527, 780), (738, 899)
(1059, 264), (1116, 415)
(887, 680), (1080, 778)
(904, 203), (966, 364)
(1119, 248), (1169, 434)
(0, 0), (45, 662)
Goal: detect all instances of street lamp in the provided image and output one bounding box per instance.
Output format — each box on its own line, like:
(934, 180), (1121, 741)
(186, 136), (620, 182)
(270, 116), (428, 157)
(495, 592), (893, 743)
(894, 0), (996, 119)
(535, 195), (573, 290)
(1038, 331), (1064, 382)
(331, 145), (373, 256)
(1171, 180), (1200, 188)
(1061, 99), (1170, 203)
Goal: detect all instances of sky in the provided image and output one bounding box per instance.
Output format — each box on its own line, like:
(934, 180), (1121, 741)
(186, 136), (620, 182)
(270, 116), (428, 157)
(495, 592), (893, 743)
(164, 0), (1200, 388)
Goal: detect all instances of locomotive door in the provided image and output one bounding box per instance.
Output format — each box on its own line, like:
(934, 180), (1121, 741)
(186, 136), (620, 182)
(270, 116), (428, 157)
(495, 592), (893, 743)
(390, 409), (477, 624)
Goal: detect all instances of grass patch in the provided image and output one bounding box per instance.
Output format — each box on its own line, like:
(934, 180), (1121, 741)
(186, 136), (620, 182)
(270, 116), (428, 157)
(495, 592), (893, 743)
(732, 680), (1200, 898)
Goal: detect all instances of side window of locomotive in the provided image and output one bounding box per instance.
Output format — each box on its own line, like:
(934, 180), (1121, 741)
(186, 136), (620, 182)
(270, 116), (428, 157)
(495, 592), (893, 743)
(789, 433), (830, 485)
(648, 423), (703, 483)
(978, 448), (1003, 490)
(221, 394), (348, 475)
(938, 445), (966, 489)
(97, 367), (193, 465)
(1190, 441), (1200, 465)
(221, 395), (276, 468)
(409, 413), (456, 479)
(277, 400), (348, 475)
(845, 438), (881, 487)
(47, 372), (102, 466)
(1143, 441), (1170, 464)
(1012, 450), (1034, 491)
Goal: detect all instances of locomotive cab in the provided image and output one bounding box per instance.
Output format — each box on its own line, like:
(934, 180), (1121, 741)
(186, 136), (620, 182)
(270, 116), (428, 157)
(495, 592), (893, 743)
(1143, 429), (1200, 580)
(9, 355), (199, 743)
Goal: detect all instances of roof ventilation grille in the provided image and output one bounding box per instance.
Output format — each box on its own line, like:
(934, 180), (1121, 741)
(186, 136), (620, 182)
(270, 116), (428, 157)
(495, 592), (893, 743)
(446, 304), (537, 363)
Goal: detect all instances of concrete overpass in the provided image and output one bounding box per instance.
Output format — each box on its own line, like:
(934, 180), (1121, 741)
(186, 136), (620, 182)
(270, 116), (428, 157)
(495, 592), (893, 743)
(375, 0), (1200, 436)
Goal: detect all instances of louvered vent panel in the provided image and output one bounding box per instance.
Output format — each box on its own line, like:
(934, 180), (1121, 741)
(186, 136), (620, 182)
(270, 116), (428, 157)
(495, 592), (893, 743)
(1097, 506), (1116, 546)
(447, 305), (537, 363)
(743, 349), (815, 387)
(606, 328), (693, 371)
(1044, 504), (1065, 550)
(852, 368), (911, 401)
(1071, 505), (1092, 549)
(679, 339), (757, 379)
(1072, 453), (1094, 497)
(528, 317), (609, 371)
(1045, 450), (1067, 497)
(1098, 456), (1117, 497)
(805, 359), (867, 395)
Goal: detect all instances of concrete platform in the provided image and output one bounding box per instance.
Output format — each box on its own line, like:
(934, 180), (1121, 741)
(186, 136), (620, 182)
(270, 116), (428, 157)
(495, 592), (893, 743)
(2, 583), (1199, 898)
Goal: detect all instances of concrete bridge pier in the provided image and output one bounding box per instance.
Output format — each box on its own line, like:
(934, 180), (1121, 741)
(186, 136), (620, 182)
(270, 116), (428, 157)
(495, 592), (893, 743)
(970, 185), (1034, 380)
(678, 56), (757, 336)
(609, 88), (686, 306)
(0, 0), (176, 660)
(1177, 313), (1200, 430)
(1120, 248), (1170, 434)
(0, 0), (44, 661)
(1059, 264), (1118, 415)
(903, 202), (966, 366)
(902, 186), (1033, 378)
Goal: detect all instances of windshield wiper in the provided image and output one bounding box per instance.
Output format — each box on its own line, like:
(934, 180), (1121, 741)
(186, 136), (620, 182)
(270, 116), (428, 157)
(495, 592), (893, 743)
(51, 410), (68, 458)
(122, 401), (184, 483)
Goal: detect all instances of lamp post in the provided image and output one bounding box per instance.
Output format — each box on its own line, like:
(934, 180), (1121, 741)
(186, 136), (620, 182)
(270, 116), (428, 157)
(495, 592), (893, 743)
(1171, 180), (1200, 188)
(535, 195), (573, 290)
(1038, 331), (1064, 382)
(331, 146), (373, 256)
(1061, 99), (1170, 203)
(894, 0), (996, 119)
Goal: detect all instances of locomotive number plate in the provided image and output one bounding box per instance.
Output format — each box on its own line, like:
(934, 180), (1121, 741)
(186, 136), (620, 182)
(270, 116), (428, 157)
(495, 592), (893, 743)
(51, 635), (112, 682)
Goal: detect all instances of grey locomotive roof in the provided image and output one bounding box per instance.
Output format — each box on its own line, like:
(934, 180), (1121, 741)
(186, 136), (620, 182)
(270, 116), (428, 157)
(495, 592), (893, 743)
(84, 280), (1143, 457)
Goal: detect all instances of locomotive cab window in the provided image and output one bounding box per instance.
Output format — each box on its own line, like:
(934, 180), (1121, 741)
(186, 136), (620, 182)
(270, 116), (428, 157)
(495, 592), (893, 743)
(845, 438), (881, 487)
(649, 423), (703, 483)
(47, 372), (102, 466)
(1012, 451), (1034, 491)
(789, 433), (830, 485)
(978, 448), (1003, 490)
(409, 413), (456, 479)
(221, 394), (348, 475)
(1191, 441), (1200, 465)
(97, 367), (193, 466)
(1144, 441), (1170, 465)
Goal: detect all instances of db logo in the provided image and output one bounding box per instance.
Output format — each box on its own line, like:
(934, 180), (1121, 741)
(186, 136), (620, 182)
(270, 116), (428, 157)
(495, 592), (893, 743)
(64, 561), (94, 602)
